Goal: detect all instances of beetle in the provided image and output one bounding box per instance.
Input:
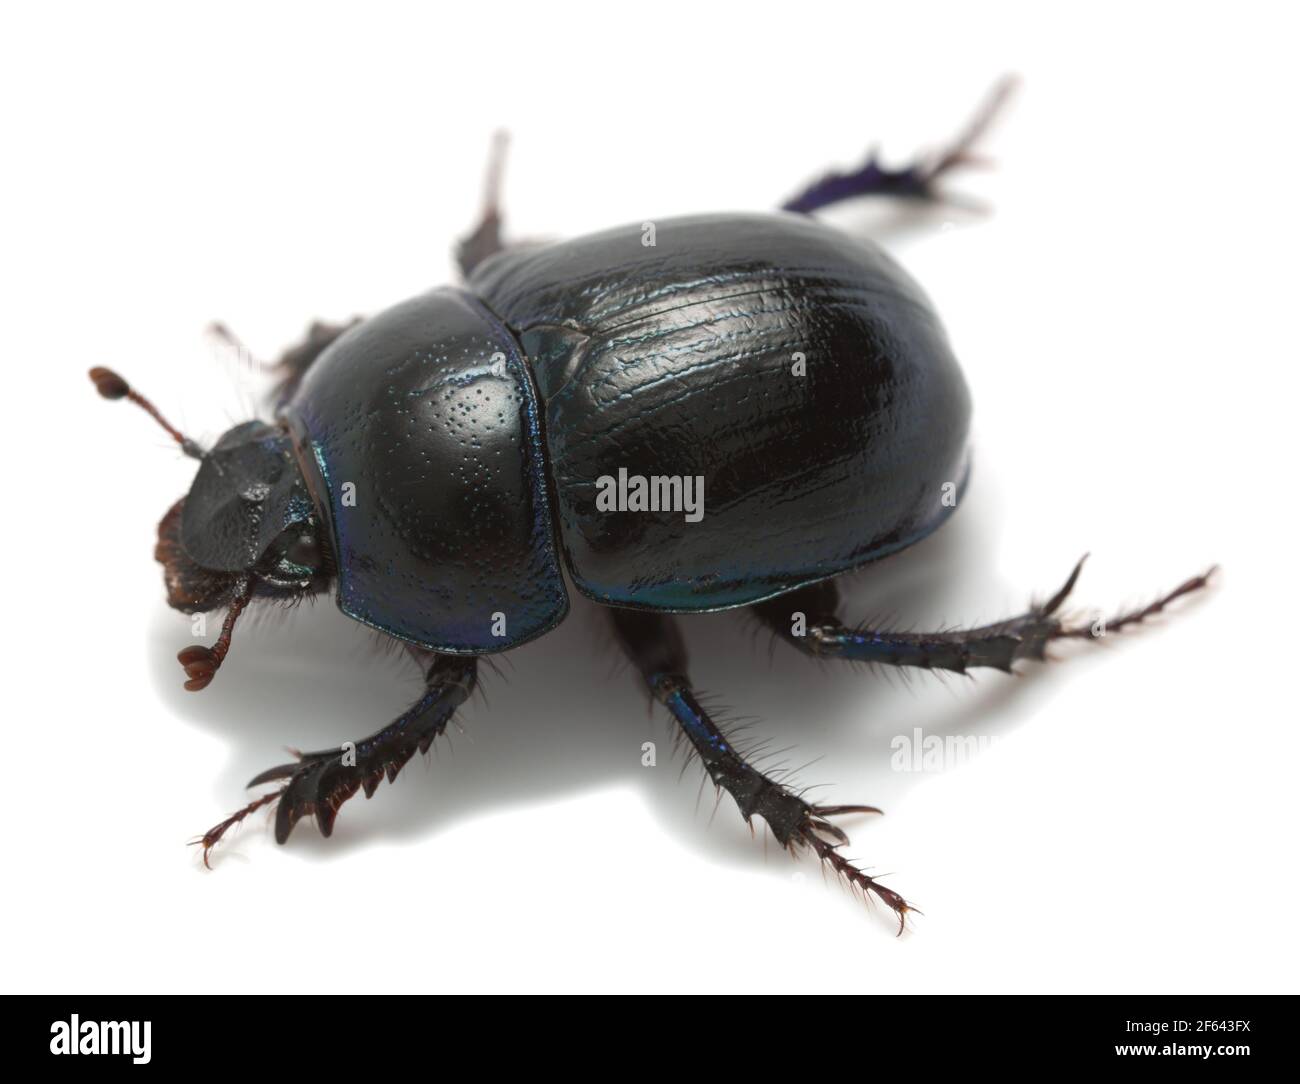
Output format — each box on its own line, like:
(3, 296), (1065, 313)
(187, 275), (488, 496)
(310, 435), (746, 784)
(90, 79), (1212, 931)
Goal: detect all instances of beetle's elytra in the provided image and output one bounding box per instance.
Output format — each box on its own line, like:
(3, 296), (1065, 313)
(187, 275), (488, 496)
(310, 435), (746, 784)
(90, 79), (1212, 932)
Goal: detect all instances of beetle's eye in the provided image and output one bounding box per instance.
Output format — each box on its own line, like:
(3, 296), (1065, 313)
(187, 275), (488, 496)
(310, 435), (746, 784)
(284, 535), (321, 569)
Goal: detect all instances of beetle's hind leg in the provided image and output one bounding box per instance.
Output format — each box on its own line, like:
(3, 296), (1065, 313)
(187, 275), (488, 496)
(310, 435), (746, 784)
(193, 652), (477, 866)
(781, 75), (1017, 214)
(753, 558), (1215, 674)
(609, 608), (911, 932)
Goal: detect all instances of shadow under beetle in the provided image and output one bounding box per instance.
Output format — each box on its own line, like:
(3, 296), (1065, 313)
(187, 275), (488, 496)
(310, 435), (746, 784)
(90, 79), (1213, 932)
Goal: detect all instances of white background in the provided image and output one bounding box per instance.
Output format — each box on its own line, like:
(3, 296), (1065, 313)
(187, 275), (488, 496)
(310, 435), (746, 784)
(2, 2), (1296, 994)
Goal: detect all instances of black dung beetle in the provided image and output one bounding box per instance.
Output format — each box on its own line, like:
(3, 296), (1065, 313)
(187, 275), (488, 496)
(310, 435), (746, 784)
(90, 79), (1213, 931)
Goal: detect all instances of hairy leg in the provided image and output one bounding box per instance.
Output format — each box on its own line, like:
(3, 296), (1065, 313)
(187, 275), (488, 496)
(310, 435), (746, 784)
(609, 608), (911, 932)
(194, 651), (477, 865)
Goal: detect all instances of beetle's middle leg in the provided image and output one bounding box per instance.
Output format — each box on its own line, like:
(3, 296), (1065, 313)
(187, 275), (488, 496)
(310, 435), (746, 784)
(609, 608), (912, 932)
(194, 652), (477, 865)
(753, 558), (1215, 674)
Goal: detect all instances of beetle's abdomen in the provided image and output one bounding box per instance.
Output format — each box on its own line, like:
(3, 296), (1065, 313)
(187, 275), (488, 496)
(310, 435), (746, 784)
(471, 213), (970, 612)
(283, 287), (568, 652)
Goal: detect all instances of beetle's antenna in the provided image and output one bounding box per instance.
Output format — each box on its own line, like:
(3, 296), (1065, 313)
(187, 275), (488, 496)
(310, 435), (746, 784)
(88, 367), (204, 459)
(176, 575), (253, 691)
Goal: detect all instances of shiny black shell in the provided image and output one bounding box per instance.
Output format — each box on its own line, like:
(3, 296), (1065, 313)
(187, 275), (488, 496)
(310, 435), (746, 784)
(471, 212), (971, 612)
(284, 288), (568, 653)
(287, 212), (971, 652)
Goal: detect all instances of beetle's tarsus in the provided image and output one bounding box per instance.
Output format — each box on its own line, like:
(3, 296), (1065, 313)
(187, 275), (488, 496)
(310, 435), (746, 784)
(920, 74), (1019, 188)
(193, 654), (477, 862)
(1058, 565), (1218, 641)
(795, 827), (915, 936)
(191, 788), (285, 869)
(781, 74), (1017, 215)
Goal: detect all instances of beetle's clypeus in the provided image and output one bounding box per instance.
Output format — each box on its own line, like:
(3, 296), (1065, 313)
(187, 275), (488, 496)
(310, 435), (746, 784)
(90, 79), (1212, 932)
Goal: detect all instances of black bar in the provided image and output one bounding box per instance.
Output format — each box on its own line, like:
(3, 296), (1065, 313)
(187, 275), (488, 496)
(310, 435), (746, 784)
(0, 994), (1288, 1070)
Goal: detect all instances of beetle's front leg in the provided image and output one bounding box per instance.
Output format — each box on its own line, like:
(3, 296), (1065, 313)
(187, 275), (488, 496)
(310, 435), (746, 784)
(208, 318), (361, 408)
(194, 651), (477, 866)
(754, 559), (1215, 674)
(608, 608), (912, 933)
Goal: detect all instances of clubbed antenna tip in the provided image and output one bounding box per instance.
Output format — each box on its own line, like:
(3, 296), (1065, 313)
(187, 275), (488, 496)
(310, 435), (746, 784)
(89, 366), (131, 400)
(87, 366), (204, 459)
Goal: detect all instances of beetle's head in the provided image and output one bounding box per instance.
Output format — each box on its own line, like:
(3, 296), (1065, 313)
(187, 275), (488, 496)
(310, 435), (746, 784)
(90, 367), (333, 690)
(158, 419), (331, 608)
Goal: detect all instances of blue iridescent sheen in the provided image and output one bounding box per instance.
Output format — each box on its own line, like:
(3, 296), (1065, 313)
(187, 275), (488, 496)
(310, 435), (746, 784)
(665, 690), (729, 755)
